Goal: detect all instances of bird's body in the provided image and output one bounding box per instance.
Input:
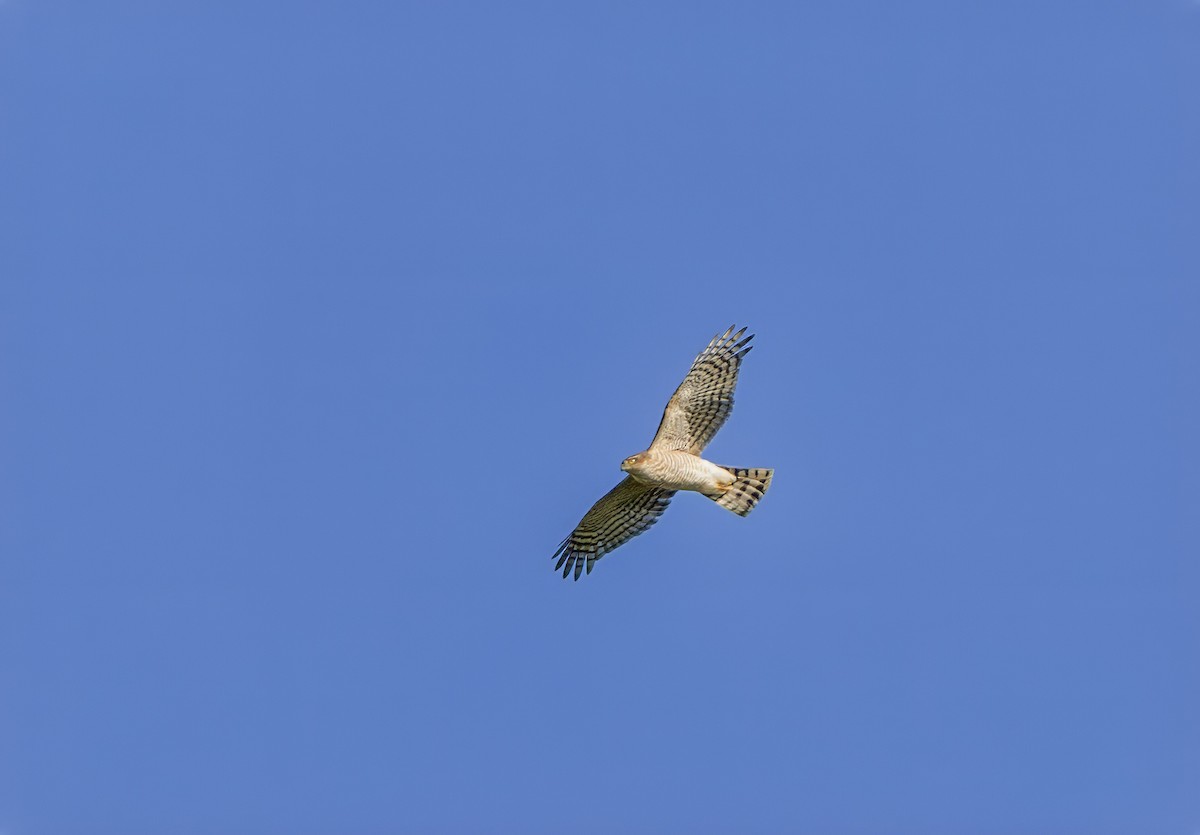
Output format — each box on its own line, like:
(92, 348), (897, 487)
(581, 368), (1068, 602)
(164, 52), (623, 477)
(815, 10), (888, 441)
(622, 448), (734, 495)
(553, 325), (774, 580)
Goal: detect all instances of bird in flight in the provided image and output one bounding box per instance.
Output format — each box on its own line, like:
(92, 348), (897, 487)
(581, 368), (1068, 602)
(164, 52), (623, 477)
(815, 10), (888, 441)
(554, 325), (773, 580)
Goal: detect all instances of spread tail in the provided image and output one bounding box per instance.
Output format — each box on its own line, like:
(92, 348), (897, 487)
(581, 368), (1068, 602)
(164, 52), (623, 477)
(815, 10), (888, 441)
(710, 467), (773, 516)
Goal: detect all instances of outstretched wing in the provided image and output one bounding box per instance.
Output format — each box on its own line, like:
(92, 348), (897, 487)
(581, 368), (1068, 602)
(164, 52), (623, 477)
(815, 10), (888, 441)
(649, 325), (754, 454)
(553, 476), (676, 580)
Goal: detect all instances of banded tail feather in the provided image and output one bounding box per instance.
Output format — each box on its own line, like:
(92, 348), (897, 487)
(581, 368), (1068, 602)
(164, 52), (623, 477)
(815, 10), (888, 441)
(710, 467), (773, 516)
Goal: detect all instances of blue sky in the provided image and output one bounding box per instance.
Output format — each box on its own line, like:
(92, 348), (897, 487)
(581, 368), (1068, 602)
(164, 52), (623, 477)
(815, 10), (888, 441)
(2, 2), (1198, 832)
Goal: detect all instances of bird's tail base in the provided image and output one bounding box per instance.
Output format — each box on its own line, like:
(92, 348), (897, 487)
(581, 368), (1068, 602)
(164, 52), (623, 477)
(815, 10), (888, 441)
(710, 467), (773, 516)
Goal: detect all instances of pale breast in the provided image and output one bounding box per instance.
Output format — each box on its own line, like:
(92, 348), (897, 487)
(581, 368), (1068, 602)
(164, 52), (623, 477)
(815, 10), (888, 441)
(643, 451), (734, 494)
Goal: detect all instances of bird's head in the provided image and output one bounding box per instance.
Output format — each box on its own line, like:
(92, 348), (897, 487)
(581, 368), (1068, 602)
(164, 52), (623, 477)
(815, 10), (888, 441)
(620, 453), (643, 472)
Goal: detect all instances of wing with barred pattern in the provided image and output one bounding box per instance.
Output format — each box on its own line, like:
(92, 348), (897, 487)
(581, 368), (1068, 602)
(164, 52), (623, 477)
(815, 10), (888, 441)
(553, 476), (676, 581)
(648, 325), (754, 454)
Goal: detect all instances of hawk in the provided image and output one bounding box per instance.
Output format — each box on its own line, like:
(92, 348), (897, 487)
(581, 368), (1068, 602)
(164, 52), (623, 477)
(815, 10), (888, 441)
(553, 325), (774, 580)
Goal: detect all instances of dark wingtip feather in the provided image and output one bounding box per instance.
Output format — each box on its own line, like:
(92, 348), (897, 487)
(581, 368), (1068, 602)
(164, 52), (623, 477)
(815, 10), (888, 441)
(709, 325), (753, 354)
(712, 325), (735, 346)
(553, 539), (571, 572)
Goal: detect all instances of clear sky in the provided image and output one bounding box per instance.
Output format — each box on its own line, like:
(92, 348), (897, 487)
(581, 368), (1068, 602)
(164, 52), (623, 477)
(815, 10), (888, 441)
(2, 2), (1198, 833)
